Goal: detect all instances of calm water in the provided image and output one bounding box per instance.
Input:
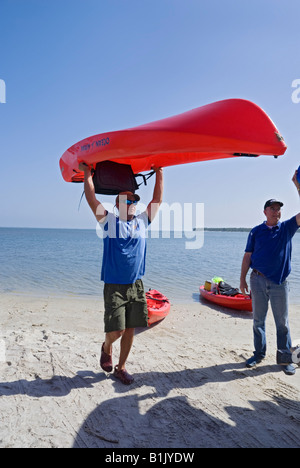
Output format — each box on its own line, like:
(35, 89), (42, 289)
(1, 227), (300, 304)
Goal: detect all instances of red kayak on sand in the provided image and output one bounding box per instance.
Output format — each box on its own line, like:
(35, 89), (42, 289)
(146, 290), (171, 325)
(199, 286), (252, 312)
(59, 98), (286, 183)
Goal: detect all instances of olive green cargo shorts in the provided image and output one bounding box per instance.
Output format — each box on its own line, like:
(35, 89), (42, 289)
(104, 279), (149, 333)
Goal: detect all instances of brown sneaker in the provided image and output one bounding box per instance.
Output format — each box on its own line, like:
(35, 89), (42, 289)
(100, 343), (113, 373)
(113, 365), (134, 385)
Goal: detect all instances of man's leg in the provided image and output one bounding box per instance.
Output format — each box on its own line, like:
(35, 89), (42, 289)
(269, 280), (292, 352)
(112, 281), (148, 384)
(103, 330), (123, 356)
(248, 272), (269, 362)
(112, 328), (135, 385)
(270, 280), (295, 375)
(101, 283), (127, 372)
(102, 328), (135, 380)
(118, 327), (135, 370)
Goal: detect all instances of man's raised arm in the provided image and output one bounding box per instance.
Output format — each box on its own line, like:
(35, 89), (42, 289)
(292, 169), (300, 226)
(146, 167), (164, 222)
(79, 163), (107, 222)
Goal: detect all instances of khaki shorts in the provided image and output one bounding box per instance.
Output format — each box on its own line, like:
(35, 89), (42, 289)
(104, 279), (149, 333)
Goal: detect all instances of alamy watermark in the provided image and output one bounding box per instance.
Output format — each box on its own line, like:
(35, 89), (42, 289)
(0, 79), (6, 103)
(96, 201), (205, 250)
(291, 79), (300, 103)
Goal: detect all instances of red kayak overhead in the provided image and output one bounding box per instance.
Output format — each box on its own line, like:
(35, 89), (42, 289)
(59, 99), (287, 183)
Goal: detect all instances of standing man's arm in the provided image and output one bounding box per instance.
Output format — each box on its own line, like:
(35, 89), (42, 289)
(146, 167), (164, 222)
(240, 252), (252, 296)
(292, 169), (300, 226)
(79, 163), (107, 222)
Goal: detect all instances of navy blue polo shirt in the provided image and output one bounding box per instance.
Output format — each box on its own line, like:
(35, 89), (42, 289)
(245, 216), (299, 284)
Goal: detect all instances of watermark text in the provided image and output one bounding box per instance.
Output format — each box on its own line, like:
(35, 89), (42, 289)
(291, 79), (300, 103)
(0, 79), (6, 103)
(95, 201), (205, 250)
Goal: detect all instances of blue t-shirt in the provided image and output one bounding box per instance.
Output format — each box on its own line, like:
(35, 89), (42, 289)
(99, 211), (150, 284)
(245, 216), (299, 284)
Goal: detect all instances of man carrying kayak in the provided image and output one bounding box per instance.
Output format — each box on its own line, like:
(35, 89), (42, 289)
(240, 169), (300, 375)
(80, 163), (163, 384)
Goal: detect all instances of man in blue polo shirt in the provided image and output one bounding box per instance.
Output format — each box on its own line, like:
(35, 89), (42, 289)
(240, 171), (300, 375)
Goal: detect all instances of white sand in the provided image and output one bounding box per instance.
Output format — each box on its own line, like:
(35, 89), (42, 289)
(0, 293), (299, 448)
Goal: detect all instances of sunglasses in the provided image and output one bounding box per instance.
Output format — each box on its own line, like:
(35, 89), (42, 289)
(120, 199), (138, 205)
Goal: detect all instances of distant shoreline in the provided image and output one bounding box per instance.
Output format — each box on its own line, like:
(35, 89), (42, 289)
(194, 227), (251, 232)
(195, 227), (300, 233)
(0, 226), (298, 234)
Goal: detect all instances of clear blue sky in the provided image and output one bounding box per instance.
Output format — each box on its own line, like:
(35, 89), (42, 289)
(1, 0), (300, 229)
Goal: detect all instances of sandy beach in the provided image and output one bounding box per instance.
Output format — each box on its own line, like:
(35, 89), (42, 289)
(0, 293), (299, 449)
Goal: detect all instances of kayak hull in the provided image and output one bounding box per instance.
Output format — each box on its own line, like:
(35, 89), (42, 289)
(146, 290), (171, 325)
(199, 286), (252, 312)
(59, 99), (287, 183)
